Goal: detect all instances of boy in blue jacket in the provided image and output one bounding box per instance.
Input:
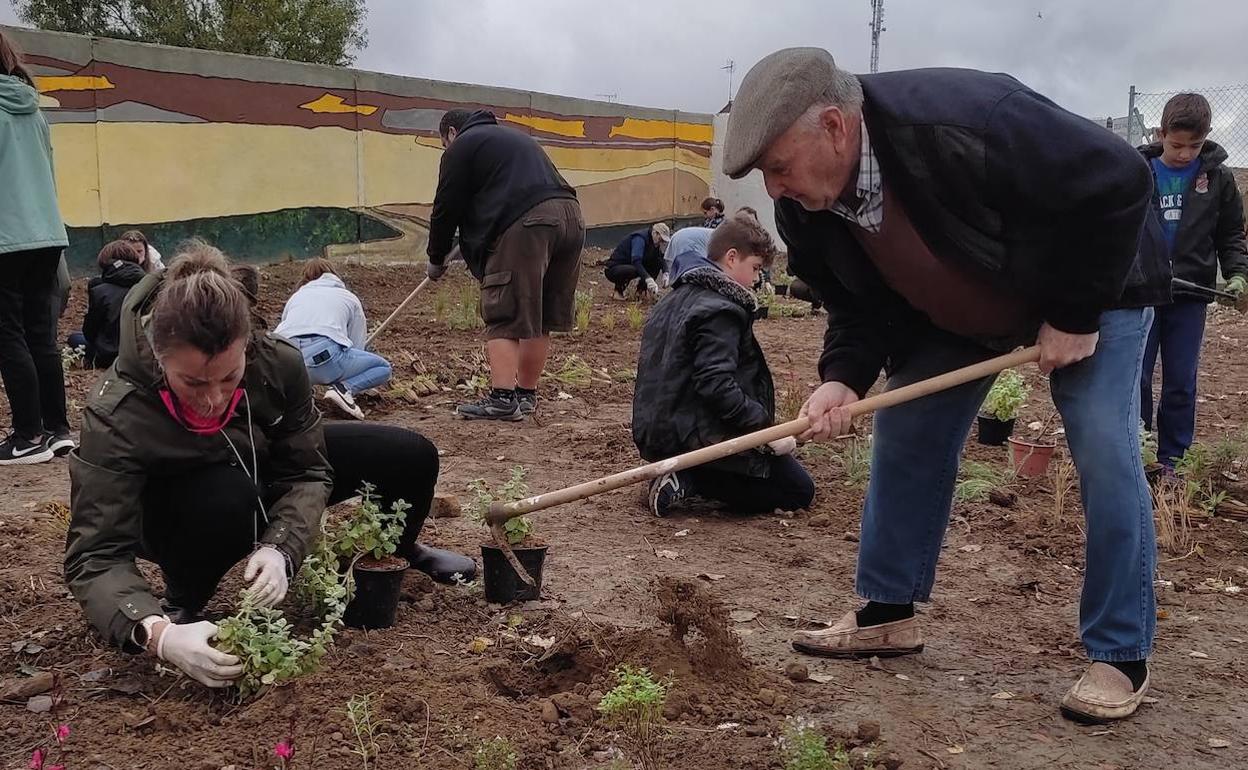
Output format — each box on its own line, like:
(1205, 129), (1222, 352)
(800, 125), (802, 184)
(1139, 93), (1248, 467)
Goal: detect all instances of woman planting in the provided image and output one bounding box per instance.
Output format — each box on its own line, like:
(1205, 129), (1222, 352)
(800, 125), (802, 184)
(66, 241), (475, 688)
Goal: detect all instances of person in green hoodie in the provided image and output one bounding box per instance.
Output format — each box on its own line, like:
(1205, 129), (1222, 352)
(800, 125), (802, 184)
(66, 240), (476, 688)
(0, 30), (73, 466)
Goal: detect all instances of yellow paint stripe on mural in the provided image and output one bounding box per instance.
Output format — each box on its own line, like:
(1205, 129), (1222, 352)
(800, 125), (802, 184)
(299, 93), (379, 116)
(608, 118), (713, 144)
(503, 113), (585, 138)
(543, 145), (710, 173)
(35, 75), (115, 92)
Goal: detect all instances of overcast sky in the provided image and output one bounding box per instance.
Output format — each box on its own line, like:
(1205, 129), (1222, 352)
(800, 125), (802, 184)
(3, 0), (1246, 119)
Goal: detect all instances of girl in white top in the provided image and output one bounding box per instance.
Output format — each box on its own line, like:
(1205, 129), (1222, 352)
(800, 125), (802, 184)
(274, 258), (392, 419)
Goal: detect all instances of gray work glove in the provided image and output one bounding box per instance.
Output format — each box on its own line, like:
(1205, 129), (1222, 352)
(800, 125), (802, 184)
(426, 261), (448, 281)
(644, 277), (659, 294)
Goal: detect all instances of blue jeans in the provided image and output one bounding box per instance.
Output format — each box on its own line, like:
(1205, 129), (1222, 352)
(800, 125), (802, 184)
(1139, 301), (1206, 466)
(294, 335), (392, 394)
(683, 454), (816, 514)
(857, 309), (1156, 662)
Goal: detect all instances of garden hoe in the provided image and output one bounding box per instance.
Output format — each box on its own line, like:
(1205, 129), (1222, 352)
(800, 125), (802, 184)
(1172, 277), (1248, 314)
(364, 277), (431, 347)
(486, 345), (1043, 585)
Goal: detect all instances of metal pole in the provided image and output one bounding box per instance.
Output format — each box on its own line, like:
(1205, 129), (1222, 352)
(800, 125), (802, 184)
(1127, 85), (1138, 145)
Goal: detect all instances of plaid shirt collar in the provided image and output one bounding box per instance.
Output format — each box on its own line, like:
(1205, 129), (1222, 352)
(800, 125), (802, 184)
(828, 115), (883, 233)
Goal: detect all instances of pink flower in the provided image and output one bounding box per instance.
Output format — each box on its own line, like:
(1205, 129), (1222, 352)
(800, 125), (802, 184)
(274, 738), (294, 760)
(29, 748), (44, 770)
(55, 724), (70, 744)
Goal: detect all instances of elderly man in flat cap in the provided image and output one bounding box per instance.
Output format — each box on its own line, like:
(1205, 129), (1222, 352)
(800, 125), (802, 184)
(724, 48), (1169, 723)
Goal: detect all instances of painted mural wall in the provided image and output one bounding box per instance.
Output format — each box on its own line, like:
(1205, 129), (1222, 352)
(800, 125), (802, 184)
(2, 26), (713, 273)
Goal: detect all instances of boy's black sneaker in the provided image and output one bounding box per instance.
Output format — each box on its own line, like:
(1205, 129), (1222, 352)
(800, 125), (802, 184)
(0, 434), (54, 466)
(45, 431), (76, 457)
(648, 472), (687, 517)
(516, 389), (538, 416)
(457, 390), (524, 421)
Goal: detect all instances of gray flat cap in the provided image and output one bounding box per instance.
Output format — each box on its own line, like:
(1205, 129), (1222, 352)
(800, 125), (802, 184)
(723, 47), (841, 179)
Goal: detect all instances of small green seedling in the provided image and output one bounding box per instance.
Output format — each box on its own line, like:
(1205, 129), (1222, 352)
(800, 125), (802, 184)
(598, 665), (670, 770)
(328, 483), (410, 563)
(954, 461), (1009, 503)
(1139, 421), (1159, 467)
(473, 736), (518, 770)
(574, 290), (593, 334)
(602, 311), (617, 331)
(776, 717), (849, 770)
(60, 344), (85, 370)
(833, 437), (871, 489)
(346, 693), (382, 770)
(981, 369), (1029, 421)
(626, 303), (644, 331)
(467, 466), (534, 545)
(546, 354), (592, 387)
(448, 284), (484, 330)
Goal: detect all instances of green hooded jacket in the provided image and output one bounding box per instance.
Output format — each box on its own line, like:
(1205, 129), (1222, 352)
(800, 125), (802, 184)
(66, 272), (332, 650)
(0, 74), (68, 254)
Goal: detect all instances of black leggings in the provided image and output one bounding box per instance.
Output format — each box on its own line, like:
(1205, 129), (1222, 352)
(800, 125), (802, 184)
(0, 248), (69, 439)
(141, 423), (438, 608)
(681, 454), (815, 515)
(605, 254), (665, 293)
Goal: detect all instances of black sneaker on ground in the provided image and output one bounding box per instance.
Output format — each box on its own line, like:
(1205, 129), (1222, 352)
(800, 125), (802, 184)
(648, 472), (687, 517)
(45, 431), (76, 457)
(516, 390), (537, 416)
(0, 434), (54, 466)
(323, 383), (365, 420)
(456, 390), (524, 421)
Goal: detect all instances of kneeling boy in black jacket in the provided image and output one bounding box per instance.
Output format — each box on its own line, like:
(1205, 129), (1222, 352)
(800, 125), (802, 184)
(633, 214), (815, 517)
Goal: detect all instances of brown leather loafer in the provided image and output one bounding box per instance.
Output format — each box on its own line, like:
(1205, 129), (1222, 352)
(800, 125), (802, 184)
(791, 610), (924, 658)
(1060, 662), (1150, 723)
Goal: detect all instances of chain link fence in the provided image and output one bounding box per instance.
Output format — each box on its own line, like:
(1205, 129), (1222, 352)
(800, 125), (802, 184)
(1124, 84), (1248, 168)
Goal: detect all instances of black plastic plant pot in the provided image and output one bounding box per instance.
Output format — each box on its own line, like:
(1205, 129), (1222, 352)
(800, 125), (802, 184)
(774, 284), (789, 296)
(976, 414), (1015, 446)
(344, 556), (409, 630)
(755, 306), (770, 320)
(480, 543), (547, 604)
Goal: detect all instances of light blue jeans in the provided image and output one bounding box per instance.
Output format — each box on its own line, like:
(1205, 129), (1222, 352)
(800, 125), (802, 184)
(856, 309), (1156, 662)
(294, 335), (392, 394)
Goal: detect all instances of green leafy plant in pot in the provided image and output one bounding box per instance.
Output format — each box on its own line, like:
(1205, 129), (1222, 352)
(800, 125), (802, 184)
(329, 483), (411, 629)
(978, 368), (1028, 445)
(468, 467), (546, 604)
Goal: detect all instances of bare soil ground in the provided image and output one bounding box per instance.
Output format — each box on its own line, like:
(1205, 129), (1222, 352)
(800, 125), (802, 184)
(3, 254), (1248, 769)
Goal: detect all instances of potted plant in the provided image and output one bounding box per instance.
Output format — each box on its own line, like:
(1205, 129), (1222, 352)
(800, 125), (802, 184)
(978, 369), (1028, 445)
(468, 467), (547, 604)
(329, 483), (411, 629)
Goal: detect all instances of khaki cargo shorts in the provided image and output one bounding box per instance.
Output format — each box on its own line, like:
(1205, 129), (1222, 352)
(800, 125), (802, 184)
(479, 198), (585, 340)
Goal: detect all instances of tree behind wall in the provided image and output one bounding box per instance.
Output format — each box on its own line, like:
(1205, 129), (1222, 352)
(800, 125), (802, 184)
(14, 0), (368, 66)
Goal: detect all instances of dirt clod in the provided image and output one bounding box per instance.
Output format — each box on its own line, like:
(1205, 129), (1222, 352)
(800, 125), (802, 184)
(757, 688), (777, 706)
(653, 576), (749, 677)
(1, 671), (56, 700)
(430, 492), (461, 518)
(784, 661), (810, 682)
(856, 720), (882, 743)
(809, 514), (832, 528)
(540, 699), (561, 724)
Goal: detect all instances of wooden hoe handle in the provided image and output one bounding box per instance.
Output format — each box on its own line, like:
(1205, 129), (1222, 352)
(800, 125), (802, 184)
(486, 345), (1041, 525)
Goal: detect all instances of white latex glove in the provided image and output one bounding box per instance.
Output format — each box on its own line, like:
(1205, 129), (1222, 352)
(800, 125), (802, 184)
(157, 621), (243, 688)
(768, 436), (798, 456)
(659, 271), (670, 288)
(244, 545), (288, 608)
(644, 277), (660, 294)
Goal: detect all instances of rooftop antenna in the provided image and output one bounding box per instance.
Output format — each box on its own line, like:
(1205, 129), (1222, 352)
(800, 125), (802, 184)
(721, 59), (736, 103)
(869, 0), (886, 73)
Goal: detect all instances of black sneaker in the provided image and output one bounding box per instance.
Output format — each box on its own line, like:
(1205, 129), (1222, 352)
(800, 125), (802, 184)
(323, 383), (365, 420)
(457, 390), (524, 421)
(516, 390), (537, 416)
(648, 472), (686, 517)
(0, 434), (54, 466)
(45, 431), (76, 457)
